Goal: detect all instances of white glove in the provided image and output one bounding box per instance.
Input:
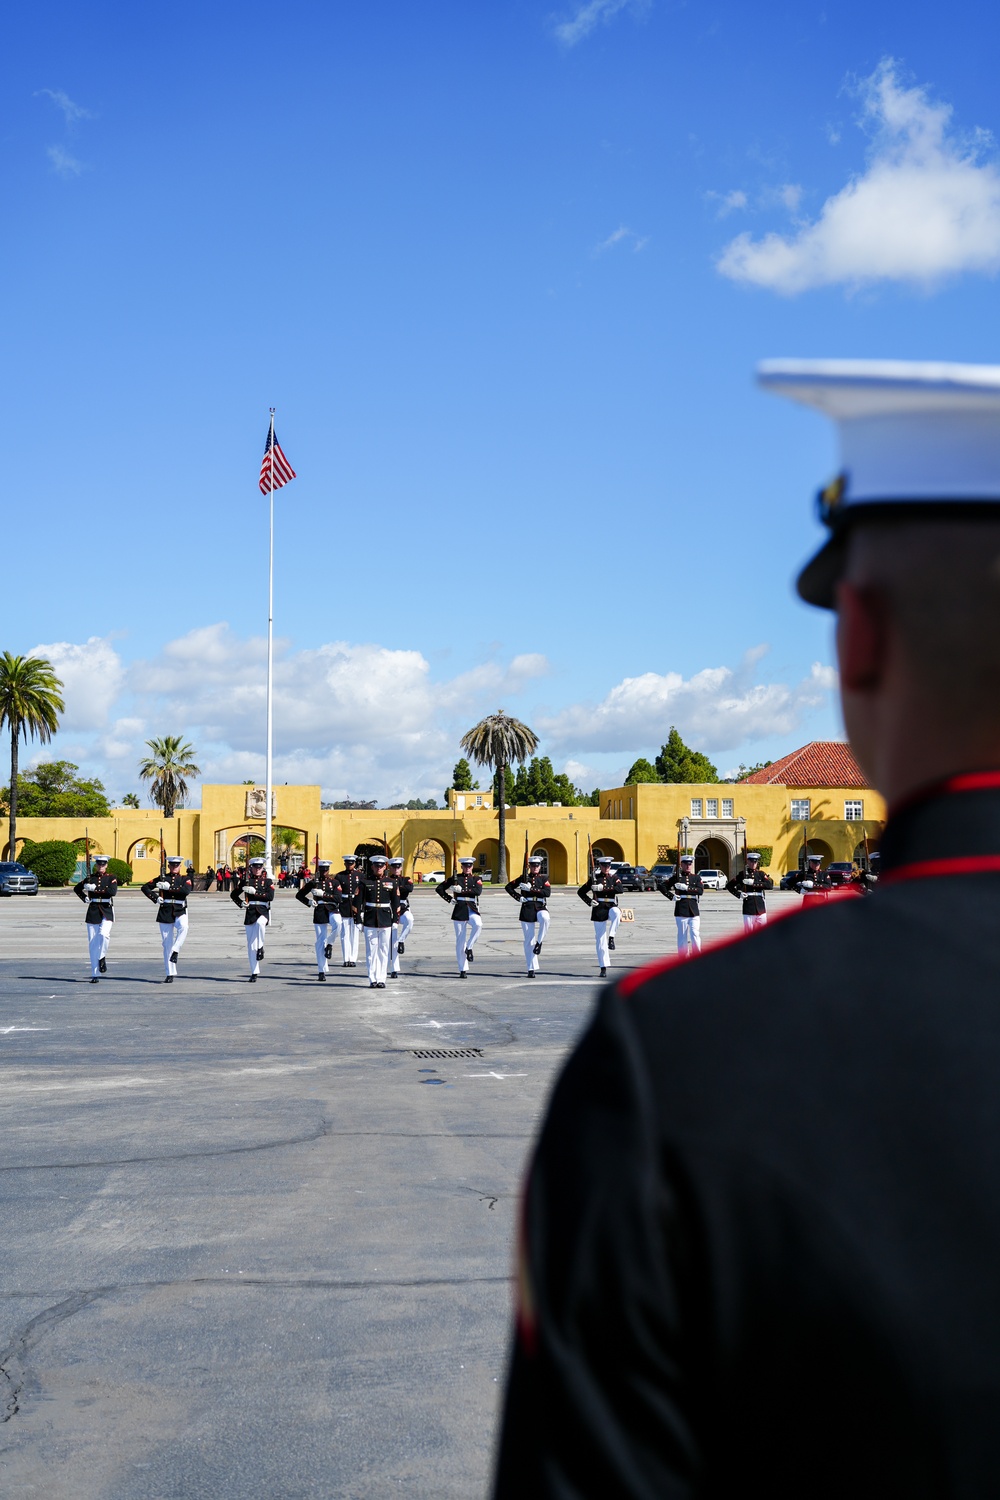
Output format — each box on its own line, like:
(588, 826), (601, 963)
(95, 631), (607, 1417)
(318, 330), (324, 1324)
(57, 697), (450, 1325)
(242, 884), (256, 896)
(83, 883), (95, 893)
(743, 878), (753, 888)
(802, 880), (814, 890)
(156, 880), (170, 891)
(675, 883), (688, 893)
(518, 882), (530, 892)
(592, 883), (603, 895)
(447, 884), (461, 897)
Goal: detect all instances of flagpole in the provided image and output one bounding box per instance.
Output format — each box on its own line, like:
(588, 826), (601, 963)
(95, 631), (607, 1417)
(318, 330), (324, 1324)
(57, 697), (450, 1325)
(265, 408), (275, 876)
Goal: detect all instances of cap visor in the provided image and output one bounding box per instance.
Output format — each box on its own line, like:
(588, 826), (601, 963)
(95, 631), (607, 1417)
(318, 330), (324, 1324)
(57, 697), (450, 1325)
(796, 532), (848, 609)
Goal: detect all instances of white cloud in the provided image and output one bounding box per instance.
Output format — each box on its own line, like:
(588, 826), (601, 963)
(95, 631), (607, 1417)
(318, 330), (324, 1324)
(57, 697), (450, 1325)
(36, 89), (94, 126)
(553, 0), (649, 47)
(706, 188), (748, 219)
(47, 145), (85, 178)
(539, 651), (836, 754)
(30, 636), (125, 732)
(593, 224), (649, 254)
(717, 60), (1000, 293)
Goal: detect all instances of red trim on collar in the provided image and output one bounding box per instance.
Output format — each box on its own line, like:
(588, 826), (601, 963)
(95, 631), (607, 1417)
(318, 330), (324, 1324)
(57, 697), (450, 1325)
(887, 768), (1000, 820)
(616, 904), (801, 998)
(880, 854), (1000, 887)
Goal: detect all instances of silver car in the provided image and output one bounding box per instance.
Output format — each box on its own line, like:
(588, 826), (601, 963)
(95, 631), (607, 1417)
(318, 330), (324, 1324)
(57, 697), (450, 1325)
(0, 861), (39, 896)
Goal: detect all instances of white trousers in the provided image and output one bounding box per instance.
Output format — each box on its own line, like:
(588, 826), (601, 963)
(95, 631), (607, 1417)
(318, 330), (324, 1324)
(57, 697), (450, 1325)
(676, 915), (701, 956)
(743, 912), (767, 934)
(159, 914), (188, 976)
(365, 926), (391, 984)
(340, 915), (360, 963)
(593, 921), (611, 969)
(454, 914), (483, 972)
(86, 919), (113, 976)
(390, 909), (414, 972)
(521, 909), (550, 972)
(245, 915), (268, 975)
(608, 906), (621, 940)
(313, 922), (334, 974)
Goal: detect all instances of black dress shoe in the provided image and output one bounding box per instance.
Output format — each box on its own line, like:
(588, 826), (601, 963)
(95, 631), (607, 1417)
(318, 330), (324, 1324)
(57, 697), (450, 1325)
(533, 942), (542, 955)
(389, 972), (399, 979)
(257, 947), (265, 961)
(164, 975), (173, 984)
(608, 936), (616, 950)
(170, 951), (179, 964)
(249, 974), (257, 982)
(466, 948), (474, 963)
(370, 981), (376, 988)
(90, 976), (99, 984)
(600, 967), (607, 977)
(343, 961), (350, 968)
(324, 944), (332, 959)
(527, 970), (534, 978)
(397, 941), (405, 955)
(459, 971), (467, 979)
(318, 973), (326, 982)
(377, 981), (385, 988)
(99, 957), (107, 974)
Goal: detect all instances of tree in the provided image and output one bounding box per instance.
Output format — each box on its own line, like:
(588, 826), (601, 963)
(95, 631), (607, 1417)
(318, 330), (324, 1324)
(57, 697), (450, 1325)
(508, 756), (580, 807)
(461, 711), (538, 885)
(138, 737), (200, 819)
(388, 798), (439, 810)
(272, 826), (303, 860)
(625, 757), (658, 785)
(0, 653), (64, 862)
(17, 839), (77, 886)
(121, 792), (141, 809)
(735, 760), (774, 782)
(655, 727), (719, 784)
(1, 761), (110, 819)
(452, 758), (478, 791)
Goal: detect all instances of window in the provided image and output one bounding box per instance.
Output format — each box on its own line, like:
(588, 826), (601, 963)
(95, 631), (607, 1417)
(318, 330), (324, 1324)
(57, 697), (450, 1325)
(844, 799), (863, 820)
(706, 798), (719, 818)
(791, 799), (811, 821)
(475, 795), (483, 806)
(690, 799), (703, 817)
(721, 798), (734, 818)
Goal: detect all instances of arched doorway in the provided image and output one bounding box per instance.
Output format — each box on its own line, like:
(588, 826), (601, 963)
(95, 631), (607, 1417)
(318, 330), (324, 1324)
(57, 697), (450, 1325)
(695, 838), (732, 877)
(231, 832), (265, 877)
(410, 836), (451, 882)
(472, 838), (512, 884)
(798, 837), (834, 869)
(531, 839), (569, 885)
(853, 840), (877, 870)
(592, 839), (624, 863)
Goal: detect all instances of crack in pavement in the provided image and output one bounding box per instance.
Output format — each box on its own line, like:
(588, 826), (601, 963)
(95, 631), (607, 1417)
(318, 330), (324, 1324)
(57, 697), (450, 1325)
(0, 1117), (333, 1172)
(0, 1289), (105, 1423)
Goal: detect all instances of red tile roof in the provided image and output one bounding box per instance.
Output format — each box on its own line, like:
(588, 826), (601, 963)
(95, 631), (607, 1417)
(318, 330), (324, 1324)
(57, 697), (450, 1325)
(741, 741), (869, 789)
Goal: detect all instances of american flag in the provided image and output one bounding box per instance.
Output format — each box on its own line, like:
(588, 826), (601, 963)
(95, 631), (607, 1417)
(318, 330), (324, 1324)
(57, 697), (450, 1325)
(258, 420), (296, 495)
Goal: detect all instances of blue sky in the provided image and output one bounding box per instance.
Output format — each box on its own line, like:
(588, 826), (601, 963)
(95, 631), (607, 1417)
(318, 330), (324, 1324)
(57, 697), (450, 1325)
(5, 0), (1000, 805)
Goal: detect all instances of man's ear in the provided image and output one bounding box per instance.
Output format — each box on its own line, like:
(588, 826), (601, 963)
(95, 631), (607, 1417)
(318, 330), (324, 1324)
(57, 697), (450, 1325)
(835, 579), (887, 691)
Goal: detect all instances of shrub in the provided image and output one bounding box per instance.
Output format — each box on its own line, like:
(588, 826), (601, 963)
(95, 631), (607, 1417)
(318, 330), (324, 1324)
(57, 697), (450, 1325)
(18, 840), (78, 887)
(745, 845), (773, 868)
(106, 858), (133, 887)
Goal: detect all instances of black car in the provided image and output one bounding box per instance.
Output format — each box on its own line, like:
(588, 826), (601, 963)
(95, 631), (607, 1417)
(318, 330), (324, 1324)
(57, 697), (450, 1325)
(650, 863), (675, 886)
(631, 865), (658, 891)
(779, 870), (800, 891)
(612, 863), (641, 892)
(0, 861), (39, 896)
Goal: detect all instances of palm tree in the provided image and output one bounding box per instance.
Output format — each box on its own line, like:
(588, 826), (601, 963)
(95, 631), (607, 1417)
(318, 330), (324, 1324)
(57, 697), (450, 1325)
(138, 736), (201, 819)
(460, 710), (538, 885)
(121, 792), (141, 809)
(0, 653), (64, 862)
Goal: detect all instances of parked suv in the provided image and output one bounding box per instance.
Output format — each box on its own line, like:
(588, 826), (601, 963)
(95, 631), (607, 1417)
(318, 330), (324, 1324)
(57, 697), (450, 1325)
(827, 861), (857, 887)
(650, 863), (675, 886)
(0, 862), (39, 896)
(611, 863), (641, 891)
(631, 865), (658, 891)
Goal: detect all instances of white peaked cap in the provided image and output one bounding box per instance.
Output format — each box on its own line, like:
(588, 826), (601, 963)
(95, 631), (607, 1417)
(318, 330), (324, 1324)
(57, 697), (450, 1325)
(388, 857), (403, 865)
(746, 851), (761, 859)
(250, 856), (265, 865)
(370, 853), (387, 862)
(166, 855), (182, 862)
(757, 359), (1000, 607)
(317, 860), (331, 867)
(459, 856), (475, 863)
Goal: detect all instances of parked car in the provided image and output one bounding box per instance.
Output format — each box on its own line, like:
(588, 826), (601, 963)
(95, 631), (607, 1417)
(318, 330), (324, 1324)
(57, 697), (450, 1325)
(611, 863), (642, 891)
(631, 865), (658, 891)
(779, 870), (801, 890)
(422, 869), (446, 884)
(649, 863), (675, 885)
(827, 861), (857, 887)
(698, 868), (726, 890)
(0, 862), (39, 896)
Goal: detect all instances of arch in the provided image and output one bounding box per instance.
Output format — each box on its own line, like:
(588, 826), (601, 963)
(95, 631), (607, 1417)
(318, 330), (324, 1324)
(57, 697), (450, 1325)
(410, 836), (451, 882)
(472, 838), (512, 884)
(695, 837), (732, 877)
(531, 838), (569, 885)
(853, 840), (878, 870)
(592, 839), (624, 863)
(798, 837), (834, 869)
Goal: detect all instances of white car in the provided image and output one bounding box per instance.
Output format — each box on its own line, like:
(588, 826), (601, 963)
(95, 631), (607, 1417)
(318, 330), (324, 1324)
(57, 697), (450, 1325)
(698, 868), (726, 890)
(422, 870), (446, 884)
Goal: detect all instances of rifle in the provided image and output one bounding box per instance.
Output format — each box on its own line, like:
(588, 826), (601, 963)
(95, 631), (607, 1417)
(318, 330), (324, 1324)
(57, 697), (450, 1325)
(85, 827), (90, 878)
(522, 829), (529, 885)
(452, 830), (458, 886)
(587, 833), (594, 886)
(160, 827), (165, 879)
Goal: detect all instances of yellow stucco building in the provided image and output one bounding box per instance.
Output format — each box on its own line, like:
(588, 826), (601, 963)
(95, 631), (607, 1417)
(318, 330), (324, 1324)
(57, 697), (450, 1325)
(6, 742), (884, 884)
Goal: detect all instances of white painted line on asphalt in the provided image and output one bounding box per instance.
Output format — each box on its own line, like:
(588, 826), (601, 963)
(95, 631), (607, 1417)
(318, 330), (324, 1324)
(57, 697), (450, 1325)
(411, 1020), (470, 1029)
(463, 1071), (527, 1080)
(0, 1026), (51, 1034)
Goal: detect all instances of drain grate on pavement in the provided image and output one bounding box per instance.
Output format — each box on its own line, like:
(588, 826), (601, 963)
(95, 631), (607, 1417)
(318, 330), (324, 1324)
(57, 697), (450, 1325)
(411, 1047), (483, 1059)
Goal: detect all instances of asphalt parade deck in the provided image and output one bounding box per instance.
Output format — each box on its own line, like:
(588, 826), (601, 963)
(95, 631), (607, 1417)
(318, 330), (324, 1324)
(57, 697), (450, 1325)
(0, 883), (801, 1498)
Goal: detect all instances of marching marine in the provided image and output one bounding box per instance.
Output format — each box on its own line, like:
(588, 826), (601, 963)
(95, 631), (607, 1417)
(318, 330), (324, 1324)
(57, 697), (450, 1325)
(231, 855), (275, 981)
(725, 850), (773, 932)
(438, 856), (483, 977)
(577, 854), (622, 978)
(660, 852), (705, 956)
(74, 853), (117, 983)
(141, 855), (194, 982)
(295, 859), (339, 981)
(356, 851), (397, 988)
(859, 850), (880, 893)
(387, 856), (413, 979)
(506, 854), (551, 978)
(334, 854), (362, 967)
(791, 851), (833, 907)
